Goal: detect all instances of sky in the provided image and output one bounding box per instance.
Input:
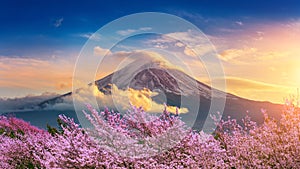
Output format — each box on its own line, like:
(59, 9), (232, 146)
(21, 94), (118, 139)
(0, 0), (300, 104)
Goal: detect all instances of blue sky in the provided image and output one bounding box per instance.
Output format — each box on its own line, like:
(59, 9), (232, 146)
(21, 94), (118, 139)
(1, 0), (299, 57)
(1, 0), (300, 103)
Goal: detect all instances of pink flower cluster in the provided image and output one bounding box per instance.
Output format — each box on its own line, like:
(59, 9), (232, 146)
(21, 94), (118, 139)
(0, 102), (299, 168)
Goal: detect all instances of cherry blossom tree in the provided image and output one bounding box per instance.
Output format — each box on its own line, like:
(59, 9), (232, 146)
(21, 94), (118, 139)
(0, 101), (299, 168)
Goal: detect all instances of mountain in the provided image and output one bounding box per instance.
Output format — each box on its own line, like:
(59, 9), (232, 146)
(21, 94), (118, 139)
(14, 51), (283, 130)
(4, 52), (282, 129)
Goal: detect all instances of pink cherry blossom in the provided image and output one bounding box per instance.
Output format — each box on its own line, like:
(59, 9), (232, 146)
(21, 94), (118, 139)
(0, 101), (299, 168)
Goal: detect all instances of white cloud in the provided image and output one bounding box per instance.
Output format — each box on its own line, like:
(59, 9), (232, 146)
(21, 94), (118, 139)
(117, 29), (136, 36)
(175, 42), (184, 47)
(166, 30), (208, 45)
(218, 47), (258, 63)
(147, 30), (215, 58)
(139, 27), (152, 31)
(0, 92), (59, 112)
(73, 84), (188, 114)
(254, 31), (264, 41)
(85, 49), (188, 81)
(78, 32), (101, 41)
(183, 47), (197, 57)
(42, 95), (74, 111)
(218, 47), (289, 64)
(256, 31), (264, 36)
(235, 21), (243, 26)
(154, 43), (168, 49)
(54, 17), (64, 27)
(94, 46), (112, 56)
(116, 27), (152, 36)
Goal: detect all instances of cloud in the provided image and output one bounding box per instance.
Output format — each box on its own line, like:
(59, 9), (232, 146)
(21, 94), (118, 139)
(147, 30), (215, 58)
(0, 82), (190, 125)
(254, 31), (264, 41)
(235, 21), (243, 26)
(225, 77), (283, 91)
(41, 94), (74, 111)
(4, 92), (75, 112)
(46, 102), (74, 110)
(90, 44), (207, 86)
(74, 83), (188, 114)
(211, 20), (300, 97)
(166, 30), (206, 45)
(183, 47), (197, 57)
(126, 87), (188, 114)
(0, 92), (59, 113)
(94, 46), (112, 56)
(0, 57), (74, 97)
(218, 47), (257, 63)
(139, 27), (152, 31)
(175, 42), (185, 47)
(56, 82), (72, 90)
(93, 49), (187, 80)
(116, 27), (152, 36)
(117, 29), (136, 36)
(148, 31), (211, 57)
(78, 32), (101, 41)
(218, 47), (289, 64)
(212, 76), (294, 104)
(53, 17), (63, 27)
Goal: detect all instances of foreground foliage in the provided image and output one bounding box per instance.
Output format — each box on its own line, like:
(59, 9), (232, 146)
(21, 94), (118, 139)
(0, 102), (299, 168)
